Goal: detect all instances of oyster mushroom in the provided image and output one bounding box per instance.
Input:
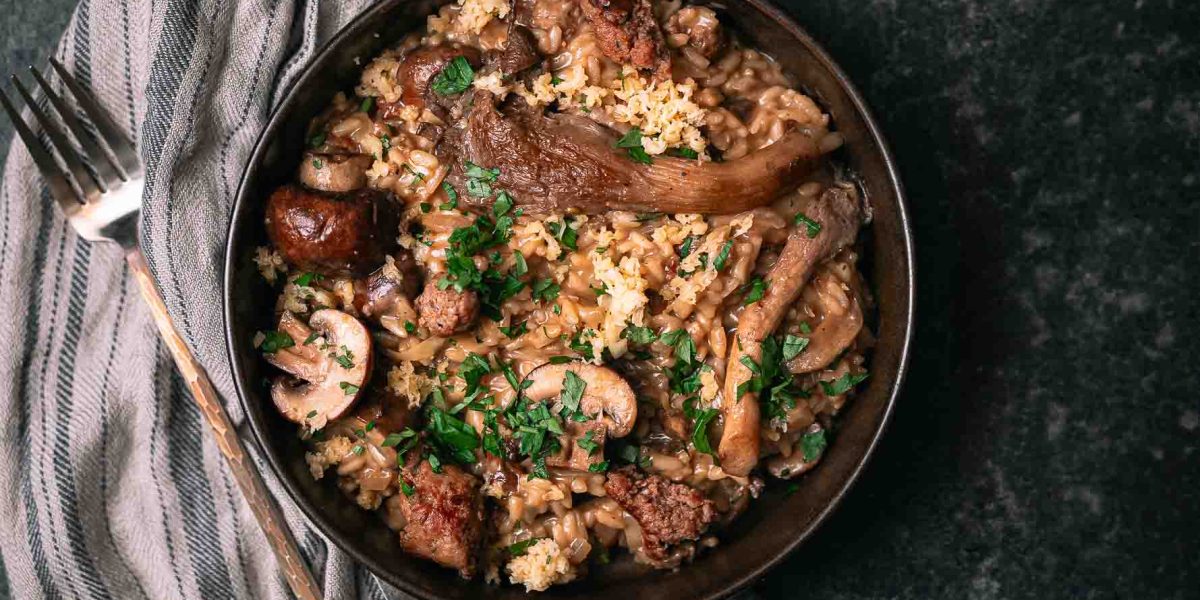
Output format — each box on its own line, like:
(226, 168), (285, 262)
(264, 309), (373, 426)
(767, 423), (825, 479)
(719, 186), (861, 476)
(298, 151), (373, 193)
(787, 271), (864, 374)
(523, 363), (637, 471)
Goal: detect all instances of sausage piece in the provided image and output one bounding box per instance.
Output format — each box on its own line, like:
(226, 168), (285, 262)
(386, 458), (484, 577)
(578, 0), (672, 80)
(415, 280), (480, 336)
(265, 185), (399, 277)
(603, 466), (717, 561)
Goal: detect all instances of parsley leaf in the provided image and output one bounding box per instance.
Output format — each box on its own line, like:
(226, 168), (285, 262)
(794, 212), (822, 238)
(431, 56), (475, 95)
(621, 324), (657, 345)
(425, 405), (480, 465)
(615, 127), (653, 164)
(293, 272), (321, 286)
(338, 382), (360, 395)
(588, 460), (609, 473)
(560, 371), (586, 415)
(782, 334), (810, 361)
(532, 278), (560, 303)
(259, 331), (294, 353)
(576, 430), (601, 455)
(691, 408), (719, 456)
(741, 276), (768, 305)
(713, 240), (734, 271)
(820, 372), (870, 396)
(508, 538), (542, 556)
(801, 429), (827, 461)
(671, 147), (699, 159)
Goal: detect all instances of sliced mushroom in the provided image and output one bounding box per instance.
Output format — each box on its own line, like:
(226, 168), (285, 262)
(523, 363), (638, 471)
(787, 271), (864, 374)
(298, 151), (373, 193)
(265, 309), (373, 426)
(719, 186), (861, 476)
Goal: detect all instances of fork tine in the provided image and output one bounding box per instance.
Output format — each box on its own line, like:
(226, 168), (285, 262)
(29, 65), (123, 186)
(0, 87), (84, 211)
(10, 75), (104, 199)
(49, 58), (139, 175)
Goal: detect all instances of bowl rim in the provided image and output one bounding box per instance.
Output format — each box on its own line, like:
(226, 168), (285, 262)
(223, 1), (914, 597)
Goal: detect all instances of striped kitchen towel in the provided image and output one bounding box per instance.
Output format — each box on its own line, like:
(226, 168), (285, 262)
(0, 0), (415, 598)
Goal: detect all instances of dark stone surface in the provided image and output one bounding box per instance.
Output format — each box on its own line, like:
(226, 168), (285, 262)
(0, 1), (1196, 599)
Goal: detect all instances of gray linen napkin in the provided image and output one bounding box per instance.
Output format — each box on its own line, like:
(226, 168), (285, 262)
(0, 1), (416, 598)
(0, 2), (766, 598)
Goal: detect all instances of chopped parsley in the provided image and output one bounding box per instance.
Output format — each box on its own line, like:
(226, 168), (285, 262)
(292, 272), (321, 286)
(310, 158), (323, 170)
(801, 429), (827, 461)
(820, 371), (869, 396)
(431, 56), (475, 95)
(576, 430), (601, 455)
(621, 324), (657, 345)
(338, 382), (359, 395)
(734, 336), (810, 423)
(425, 405), (481, 465)
(404, 321), (417, 334)
(512, 252), (528, 276)
(308, 132), (326, 148)
(794, 212), (822, 238)
(258, 331), (294, 353)
(782, 334), (810, 361)
(302, 332), (319, 346)
(588, 460), (609, 473)
(615, 127), (653, 165)
(498, 322), (528, 338)
(741, 276), (768, 305)
(508, 538), (542, 556)
(463, 161), (500, 197)
(713, 240), (734, 271)
(381, 428), (417, 448)
(531, 278), (560, 303)
(548, 355), (573, 365)
(400, 479), (415, 496)
(559, 371), (587, 416)
(359, 96), (374, 113)
(494, 191), (514, 217)
(332, 345), (355, 369)
(545, 217), (579, 251)
(671, 147), (699, 159)
(690, 407), (719, 456)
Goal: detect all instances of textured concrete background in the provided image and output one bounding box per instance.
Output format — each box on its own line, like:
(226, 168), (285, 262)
(1, 1), (1198, 599)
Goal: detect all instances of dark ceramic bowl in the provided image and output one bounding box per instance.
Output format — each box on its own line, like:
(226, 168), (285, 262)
(225, 1), (913, 597)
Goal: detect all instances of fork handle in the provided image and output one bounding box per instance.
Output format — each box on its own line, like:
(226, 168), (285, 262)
(126, 250), (323, 600)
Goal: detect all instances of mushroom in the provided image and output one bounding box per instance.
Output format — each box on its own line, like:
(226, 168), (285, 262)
(264, 309), (373, 426)
(522, 363), (638, 471)
(298, 151), (373, 193)
(353, 254), (423, 336)
(265, 184), (399, 277)
(787, 271), (864, 374)
(719, 186), (861, 476)
(766, 423), (825, 479)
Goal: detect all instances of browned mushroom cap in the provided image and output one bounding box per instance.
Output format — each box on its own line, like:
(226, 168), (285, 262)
(523, 363), (638, 436)
(264, 309), (373, 426)
(298, 152), (373, 193)
(787, 272), (864, 374)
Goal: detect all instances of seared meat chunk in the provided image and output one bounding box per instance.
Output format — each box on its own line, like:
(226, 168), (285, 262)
(578, 0), (671, 79)
(603, 466), (717, 561)
(387, 459), (484, 577)
(485, 24), (541, 76)
(443, 92), (820, 215)
(416, 280), (480, 336)
(265, 185), (399, 277)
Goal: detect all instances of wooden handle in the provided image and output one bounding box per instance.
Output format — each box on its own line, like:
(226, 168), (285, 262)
(126, 250), (323, 600)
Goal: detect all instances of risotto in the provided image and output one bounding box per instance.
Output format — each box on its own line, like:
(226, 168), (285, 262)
(254, 0), (872, 590)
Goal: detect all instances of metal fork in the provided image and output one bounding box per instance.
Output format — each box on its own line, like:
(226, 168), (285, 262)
(1, 60), (322, 600)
